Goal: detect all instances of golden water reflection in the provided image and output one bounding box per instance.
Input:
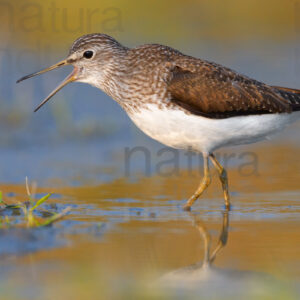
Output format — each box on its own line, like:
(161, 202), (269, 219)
(159, 212), (281, 298)
(0, 143), (299, 299)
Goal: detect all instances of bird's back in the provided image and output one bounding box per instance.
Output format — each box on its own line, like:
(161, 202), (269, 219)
(124, 43), (300, 118)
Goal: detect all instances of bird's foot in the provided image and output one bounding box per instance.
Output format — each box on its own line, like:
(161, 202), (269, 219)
(224, 202), (231, 211)
(183, 204), (192, 212)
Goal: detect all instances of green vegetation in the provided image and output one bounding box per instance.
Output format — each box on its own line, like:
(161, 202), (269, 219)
(0, 178), (70, 229)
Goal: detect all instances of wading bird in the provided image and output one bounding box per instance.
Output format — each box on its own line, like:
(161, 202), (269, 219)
(17, 34), (300, 210)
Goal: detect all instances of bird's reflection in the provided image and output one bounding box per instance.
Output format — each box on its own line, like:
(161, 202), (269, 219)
(159, 211), (273, 296)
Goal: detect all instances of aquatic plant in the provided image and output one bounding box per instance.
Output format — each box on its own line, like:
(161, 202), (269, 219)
(0, 178), (70, 228)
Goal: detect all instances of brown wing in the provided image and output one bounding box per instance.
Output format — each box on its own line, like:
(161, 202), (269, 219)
(271, 86), (300, 94)
(167, 65), (293, 119)
(271, 86), (300, 109)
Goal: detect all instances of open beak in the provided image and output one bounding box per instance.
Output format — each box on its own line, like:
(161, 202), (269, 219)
(16, 59), (77, 112)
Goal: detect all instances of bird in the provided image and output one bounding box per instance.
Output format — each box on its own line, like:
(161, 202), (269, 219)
(16, 33), (300, 211)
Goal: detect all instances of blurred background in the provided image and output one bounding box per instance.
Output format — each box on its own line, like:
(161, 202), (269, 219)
(0, 0), (299, 185)
(1, 2), (300, 299)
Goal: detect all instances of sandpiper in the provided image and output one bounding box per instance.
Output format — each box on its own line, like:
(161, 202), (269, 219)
(17, 33), (300, 210)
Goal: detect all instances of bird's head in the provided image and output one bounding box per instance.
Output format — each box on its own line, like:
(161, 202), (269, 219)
(17, 33), (127, 112)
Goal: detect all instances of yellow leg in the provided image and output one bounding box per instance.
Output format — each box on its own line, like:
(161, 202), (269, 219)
(183, 154), (211, 211)
(209, 211), (229, 263)
(209, 153), (231, 210)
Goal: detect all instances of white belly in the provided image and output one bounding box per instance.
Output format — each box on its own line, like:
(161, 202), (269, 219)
(128, 104), (300, 153)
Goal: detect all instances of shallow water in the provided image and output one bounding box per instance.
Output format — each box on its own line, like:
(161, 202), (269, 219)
(0, 142), (299, 299)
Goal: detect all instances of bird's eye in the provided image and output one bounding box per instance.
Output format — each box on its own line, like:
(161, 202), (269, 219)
(83, 50), (94, 59)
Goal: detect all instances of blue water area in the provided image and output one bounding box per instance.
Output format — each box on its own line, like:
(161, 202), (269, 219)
(0, 227), (66, 256)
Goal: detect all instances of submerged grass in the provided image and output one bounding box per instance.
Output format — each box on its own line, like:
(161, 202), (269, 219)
(0, 178), (71, 229)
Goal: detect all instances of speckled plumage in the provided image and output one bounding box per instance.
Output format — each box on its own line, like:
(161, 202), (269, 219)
(65, 33), (300, 153)
(68, 34), (300, 118)
(17, 33), (300, 210)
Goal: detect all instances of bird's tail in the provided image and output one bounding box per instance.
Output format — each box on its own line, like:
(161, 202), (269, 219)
(273, 85), (300, 112)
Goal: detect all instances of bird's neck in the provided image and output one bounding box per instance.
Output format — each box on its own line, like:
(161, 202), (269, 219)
(87, 45), (172, 113)
(88, 49), (130, 103)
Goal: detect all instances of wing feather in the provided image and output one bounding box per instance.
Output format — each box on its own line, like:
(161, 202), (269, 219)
(167, 65), (293, 119)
